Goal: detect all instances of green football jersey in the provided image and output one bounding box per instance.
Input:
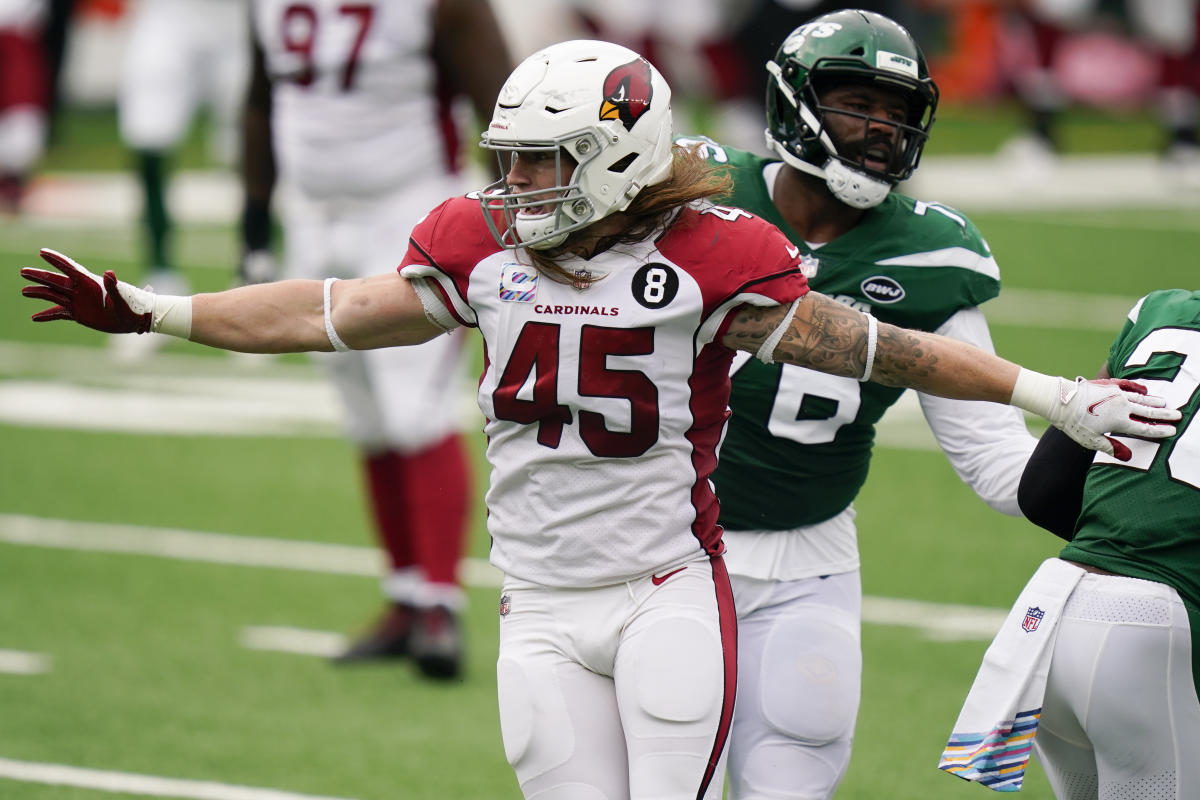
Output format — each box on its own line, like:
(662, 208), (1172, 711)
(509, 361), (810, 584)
(687, 139), (1001, 529)
(1061, 289), (1200, 613)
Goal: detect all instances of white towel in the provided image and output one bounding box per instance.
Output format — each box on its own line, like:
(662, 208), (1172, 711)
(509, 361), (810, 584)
(938, 558), (1086, 792)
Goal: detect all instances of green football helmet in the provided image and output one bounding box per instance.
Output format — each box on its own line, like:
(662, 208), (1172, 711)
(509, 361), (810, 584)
(765, 9), (939, 208)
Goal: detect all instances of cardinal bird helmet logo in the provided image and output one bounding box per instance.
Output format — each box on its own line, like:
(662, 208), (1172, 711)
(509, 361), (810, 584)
(601, 58), (654, 131)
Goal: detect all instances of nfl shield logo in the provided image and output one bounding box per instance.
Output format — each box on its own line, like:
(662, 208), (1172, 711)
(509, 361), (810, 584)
(499, 594), (511, 617)
(571, 268), (594, 290)
(799, 253), (820, 279)
(1022, 606), (1045, 633)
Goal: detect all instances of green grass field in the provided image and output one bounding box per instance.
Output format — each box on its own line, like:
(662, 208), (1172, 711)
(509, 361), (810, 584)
(1, 105), (1198, 799)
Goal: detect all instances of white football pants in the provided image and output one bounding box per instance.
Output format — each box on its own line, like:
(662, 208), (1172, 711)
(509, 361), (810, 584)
(496, 555), (737, 800)
(1034, 572), (1200, 800)
(726, 570), (862, 800)
(118, 0), (249, 161)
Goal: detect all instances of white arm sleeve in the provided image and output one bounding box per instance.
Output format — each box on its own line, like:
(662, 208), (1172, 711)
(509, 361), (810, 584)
(917, 307), (1039, 516)
(407, 276), (460, 333)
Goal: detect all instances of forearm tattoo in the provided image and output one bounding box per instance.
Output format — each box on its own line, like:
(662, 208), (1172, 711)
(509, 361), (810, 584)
(869, 322), (939, 387)
(773, 295), (865, 378)
(728, 294), (940, 387)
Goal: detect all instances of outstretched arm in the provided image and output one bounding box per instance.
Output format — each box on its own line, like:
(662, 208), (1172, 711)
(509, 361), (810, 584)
(723, 292), (1179, 459)
(725, 292), (1019, 400)
(21, 249), (444, 353)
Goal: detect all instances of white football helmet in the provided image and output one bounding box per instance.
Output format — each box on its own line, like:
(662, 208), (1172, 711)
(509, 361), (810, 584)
(478, 40), (674, 250)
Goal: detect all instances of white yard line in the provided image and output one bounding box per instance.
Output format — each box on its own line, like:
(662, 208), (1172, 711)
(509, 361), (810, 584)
(0, 340), (481, 437)
(861, 597), (1006, 641)
(985, 288), (1139, 331)
(0, 757), (357, 800)
(0, 513), (501, 586)
(240, 627), (348, 658)
(904, 153), (1200, 211)
(0, 514), (385, 577)
(0, 514), (1002, 640)
(11, 156), (1199, 229)
(0, 650), (51, 675)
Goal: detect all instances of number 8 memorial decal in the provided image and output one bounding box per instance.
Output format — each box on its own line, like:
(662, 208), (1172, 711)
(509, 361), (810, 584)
(633, 263), (679, 310)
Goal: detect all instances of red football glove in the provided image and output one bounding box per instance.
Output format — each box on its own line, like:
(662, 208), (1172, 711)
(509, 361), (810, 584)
(20, 248), (153, 334)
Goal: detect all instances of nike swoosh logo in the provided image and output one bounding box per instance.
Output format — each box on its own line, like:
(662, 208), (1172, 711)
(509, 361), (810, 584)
(786, 245), (800, 259)
(651, 566), (687, 586)
(1088, 395), (1118, 415)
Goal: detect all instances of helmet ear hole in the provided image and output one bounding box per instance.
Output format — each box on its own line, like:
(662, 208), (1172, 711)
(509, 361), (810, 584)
(608, 153), (637, 174)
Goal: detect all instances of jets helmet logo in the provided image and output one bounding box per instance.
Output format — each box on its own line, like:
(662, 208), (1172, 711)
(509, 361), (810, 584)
(601, 59), (654, 131)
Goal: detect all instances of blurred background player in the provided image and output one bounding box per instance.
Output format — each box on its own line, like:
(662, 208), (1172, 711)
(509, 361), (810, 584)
(679, 10), (1040, 798)
(241, 0), (511, 677)
(729, 0), (912, 141)
(1001, 0), (1200, 165)
(944, 288), (1200, 797)
(114, 0), (250, 359)
(0, 0), (49, 213)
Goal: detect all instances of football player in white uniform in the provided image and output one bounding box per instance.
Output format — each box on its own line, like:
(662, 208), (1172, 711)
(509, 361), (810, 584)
(0, 0), (48, 212)
(116, 0), (250, 348)
(240, 0), (512, 678)
(22, 40), (1180, 800)
(1005, 0), (1198, 161)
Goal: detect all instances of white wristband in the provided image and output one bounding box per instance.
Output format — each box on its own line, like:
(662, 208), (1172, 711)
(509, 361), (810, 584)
(859, 313), (878, 383)
(323, 277), (350, 352)
(1009, 368), (1067, 423)
(151, 295), (193, 339)
(755, 297), (802, 364)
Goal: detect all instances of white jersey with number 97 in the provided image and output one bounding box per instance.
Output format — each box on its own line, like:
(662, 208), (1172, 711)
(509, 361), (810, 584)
(253, 0), (453, 199)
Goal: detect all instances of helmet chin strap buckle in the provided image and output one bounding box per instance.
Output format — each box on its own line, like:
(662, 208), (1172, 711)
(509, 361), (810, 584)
(822, 159), (892, 209)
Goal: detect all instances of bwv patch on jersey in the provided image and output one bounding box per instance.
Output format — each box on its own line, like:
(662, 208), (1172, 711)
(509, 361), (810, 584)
(500, 263), (538, 302)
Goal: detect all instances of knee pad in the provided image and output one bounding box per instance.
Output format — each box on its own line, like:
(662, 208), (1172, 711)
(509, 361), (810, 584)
(497, 657), (536, 768)
(499, 655), (628, 799)
(627, 616), (723, 727)
(758, 616), (861, 744)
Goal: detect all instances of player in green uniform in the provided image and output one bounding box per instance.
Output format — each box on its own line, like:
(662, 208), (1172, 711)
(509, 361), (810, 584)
(679, 10), (1040, 798)
(947, 289), (1200, 798)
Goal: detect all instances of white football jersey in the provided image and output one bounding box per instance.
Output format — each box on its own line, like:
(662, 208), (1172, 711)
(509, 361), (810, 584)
(402, 197), (808, 587)
(252, 0), (452, 199)
(0, 0), (45, 29)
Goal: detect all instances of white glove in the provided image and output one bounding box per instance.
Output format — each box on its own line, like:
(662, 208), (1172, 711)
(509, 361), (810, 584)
(1011, 370), (1181, 461)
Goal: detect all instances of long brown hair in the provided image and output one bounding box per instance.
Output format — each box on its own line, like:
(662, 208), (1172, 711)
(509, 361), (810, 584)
(528, 143), (732, 286)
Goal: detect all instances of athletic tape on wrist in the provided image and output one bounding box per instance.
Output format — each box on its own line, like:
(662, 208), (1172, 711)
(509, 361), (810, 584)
(755, 297), (802, 364)
(1009, 368), (1066, 423)
(324, 277), (350, 352)
(151, 295), (193, 339)
(859, 313), (878, 383)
